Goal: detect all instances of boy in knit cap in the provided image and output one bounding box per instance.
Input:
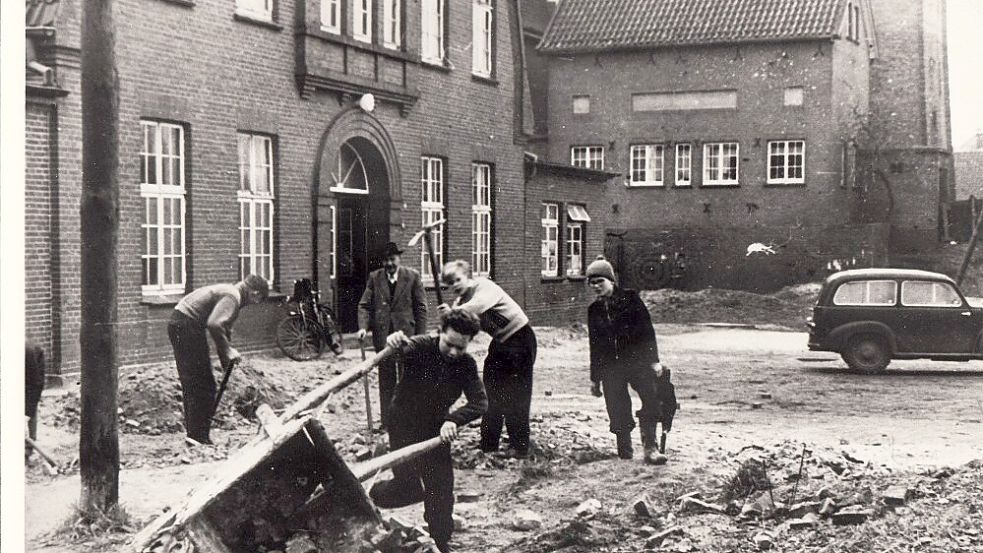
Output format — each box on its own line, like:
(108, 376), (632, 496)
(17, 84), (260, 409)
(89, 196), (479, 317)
(168, 274), (269, 444)
(585, 256), (673, 464)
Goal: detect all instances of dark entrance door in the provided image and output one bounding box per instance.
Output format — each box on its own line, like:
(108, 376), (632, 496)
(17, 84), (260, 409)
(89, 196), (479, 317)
(336, 197), (368, 332)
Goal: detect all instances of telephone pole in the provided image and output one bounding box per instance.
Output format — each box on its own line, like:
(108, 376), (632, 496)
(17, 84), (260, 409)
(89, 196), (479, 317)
(80, 0), (121, 512)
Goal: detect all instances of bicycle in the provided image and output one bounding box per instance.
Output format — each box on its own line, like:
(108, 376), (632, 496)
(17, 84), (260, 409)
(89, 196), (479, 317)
(275, 278), (344, 361)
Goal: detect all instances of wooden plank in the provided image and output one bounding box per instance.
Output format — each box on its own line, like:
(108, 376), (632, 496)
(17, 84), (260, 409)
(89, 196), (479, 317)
(351, 437), (444, 482)
(186, 515), (232, 553)
(278, 347), (393, 422)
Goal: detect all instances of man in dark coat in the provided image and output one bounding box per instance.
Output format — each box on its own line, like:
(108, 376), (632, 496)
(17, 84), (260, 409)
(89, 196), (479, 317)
(357, 241), (428, 427)
(369, 308), (487, 553)
(586, 256), (671, 464)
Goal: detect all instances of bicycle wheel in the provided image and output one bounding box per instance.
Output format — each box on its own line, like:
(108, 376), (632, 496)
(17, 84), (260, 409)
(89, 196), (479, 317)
(276, 315), (323, 361)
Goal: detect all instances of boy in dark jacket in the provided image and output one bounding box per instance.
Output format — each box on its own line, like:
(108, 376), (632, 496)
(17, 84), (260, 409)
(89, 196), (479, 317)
(586, 256), (670, 464)
(369, 308), (488, 553)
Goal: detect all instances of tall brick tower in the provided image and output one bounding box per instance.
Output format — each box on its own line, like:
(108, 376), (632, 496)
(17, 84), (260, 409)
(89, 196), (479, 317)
(866, 0), (955, 249)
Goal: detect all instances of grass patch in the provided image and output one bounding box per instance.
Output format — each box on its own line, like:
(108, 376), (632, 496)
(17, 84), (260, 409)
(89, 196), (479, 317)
(53, 502), (137, 546)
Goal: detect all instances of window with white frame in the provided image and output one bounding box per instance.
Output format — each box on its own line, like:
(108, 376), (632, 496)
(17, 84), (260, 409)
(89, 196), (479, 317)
(767, 140), (805, 184)
(675, 143), (692, 186)
(237, 0), (273, 21)
(541, 203), (559, 277)
(238, 133), (275, 283)
(472, 163), (492, 277)
(140, 120), (186, 295)
(565, 204), (590, 277)
(703, 142), (739, 186)
(629, 144), (664, 186)
(353, 0), (373, 42)
(421, 157), (445, 282)
(321, 0), (340, 33)
(571, 146), (604, 170)
(383, 0), (402, 48)
(472, 0), (493, 77)
(421, 0), (445, 64)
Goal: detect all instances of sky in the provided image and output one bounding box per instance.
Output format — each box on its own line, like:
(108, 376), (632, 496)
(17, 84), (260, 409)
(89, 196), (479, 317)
(947, 0), (983, 149)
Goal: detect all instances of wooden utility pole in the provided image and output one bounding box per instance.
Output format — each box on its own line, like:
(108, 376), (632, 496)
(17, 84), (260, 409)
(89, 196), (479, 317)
(80, 0), (121, 512)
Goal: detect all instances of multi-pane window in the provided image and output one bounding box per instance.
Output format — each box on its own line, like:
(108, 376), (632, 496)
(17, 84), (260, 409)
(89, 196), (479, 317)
(768, 140), (805, 184)
(237, 0), (273, 20)
(566, 204), (590, 276)
(675, 143), (692, 186)
(472, 163), (492, 277)
(629, 144), (664, 186)
(703, 142), (739, 186)
(472, 0), (493, 77)
(353, 0), (373, 42)
(421, 0), (445, 64)
(140, 121), (186, 295)
(541, 203), (559, 277)
(383, 0), (402, 48)
(238, 133), (275, 283)
(321, 0), (340, 33)
(421, 157), (445, 282)
(571, 146), (604, 170)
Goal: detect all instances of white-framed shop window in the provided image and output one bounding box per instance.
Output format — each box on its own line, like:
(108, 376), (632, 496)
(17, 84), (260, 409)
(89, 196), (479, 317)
(140, 120), (187, 296)
(767, 140), (805, 185)
(541, 202), (559, 277)
(421, 156), (445, 282)
(237, 132), (275, 282)
(675, 143), (692, 186)
(629, 144), (664, 186)
(472, 163), (492, 277)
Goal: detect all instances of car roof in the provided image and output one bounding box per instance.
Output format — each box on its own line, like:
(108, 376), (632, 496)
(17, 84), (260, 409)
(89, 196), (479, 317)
(823, 268), (956, 286)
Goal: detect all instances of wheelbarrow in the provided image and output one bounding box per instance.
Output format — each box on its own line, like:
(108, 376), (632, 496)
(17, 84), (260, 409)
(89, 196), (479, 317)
(129, 347), (446, 553)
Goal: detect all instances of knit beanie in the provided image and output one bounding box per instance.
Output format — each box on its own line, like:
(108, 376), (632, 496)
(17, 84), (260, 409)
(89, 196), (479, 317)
(243, 274), (270, 298)
(586, 255), (616, 282)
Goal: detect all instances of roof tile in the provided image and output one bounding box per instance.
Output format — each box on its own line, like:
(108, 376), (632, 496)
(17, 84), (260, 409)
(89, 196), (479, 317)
(540, 0), (844, 53)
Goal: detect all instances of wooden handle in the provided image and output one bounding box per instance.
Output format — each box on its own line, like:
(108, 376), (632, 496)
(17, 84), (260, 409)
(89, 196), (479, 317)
(351, 436), (444, 482)
(279, 346), (394, 423)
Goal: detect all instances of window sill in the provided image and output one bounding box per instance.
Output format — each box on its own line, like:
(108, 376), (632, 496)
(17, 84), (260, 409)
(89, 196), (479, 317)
(157, 0), (194, 7)
(701, 183), (740, 188)
(421, 60), (452, 73)
(626, 183), (665, 188)
(566, 275), (587, 282)
(234, 12), (283, 31)
(471, 73), (498, 86)
(673, 184), (693, 189)
(141, 294), (184, 306)
(764, 182), (807, 188)
(541, 276), (565, 283)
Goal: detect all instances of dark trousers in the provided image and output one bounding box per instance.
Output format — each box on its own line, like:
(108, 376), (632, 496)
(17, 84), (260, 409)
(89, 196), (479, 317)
(480, 325), (536, 453)
(370, 422), (455, 552)
(601, 363), (662, 434)
(168, 311), (216, 443)
(378, 355), (397, 428)
(26, 344), (46, 454)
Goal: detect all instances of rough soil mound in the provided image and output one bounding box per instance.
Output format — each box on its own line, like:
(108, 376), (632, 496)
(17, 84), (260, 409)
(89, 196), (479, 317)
(52, 362), (290, 435)
(642, 282), (821, 329)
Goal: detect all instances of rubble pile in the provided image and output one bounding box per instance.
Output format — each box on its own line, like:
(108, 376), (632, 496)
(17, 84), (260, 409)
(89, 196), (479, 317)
(52, 363), (290, 435)
(641, 283), (818, 329)
(452, 411), (615, 471)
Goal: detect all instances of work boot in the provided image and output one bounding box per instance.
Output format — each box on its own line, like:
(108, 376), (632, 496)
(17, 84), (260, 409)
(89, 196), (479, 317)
(615, 432), (633, 460)
(640, 424), (668, 465)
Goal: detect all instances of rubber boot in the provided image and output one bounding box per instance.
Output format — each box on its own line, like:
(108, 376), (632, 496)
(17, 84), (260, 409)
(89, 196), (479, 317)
(615, 432), (633, 460)
(640, 423), (668, 465)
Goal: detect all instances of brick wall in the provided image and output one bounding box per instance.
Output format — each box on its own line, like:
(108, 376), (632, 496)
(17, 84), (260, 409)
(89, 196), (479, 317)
(544, 40), (867, 230)
(25, 102), (55, 357)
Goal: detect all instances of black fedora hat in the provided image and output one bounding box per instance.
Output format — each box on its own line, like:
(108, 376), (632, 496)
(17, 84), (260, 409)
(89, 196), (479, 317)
(383, 241), (404, 257)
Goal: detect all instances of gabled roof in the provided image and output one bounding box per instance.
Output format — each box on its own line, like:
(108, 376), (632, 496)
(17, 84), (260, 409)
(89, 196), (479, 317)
(539, 0), (846, 54)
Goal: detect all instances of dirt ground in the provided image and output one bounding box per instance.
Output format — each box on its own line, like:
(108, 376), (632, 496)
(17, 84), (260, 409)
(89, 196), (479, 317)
(24, 285), (983, 553)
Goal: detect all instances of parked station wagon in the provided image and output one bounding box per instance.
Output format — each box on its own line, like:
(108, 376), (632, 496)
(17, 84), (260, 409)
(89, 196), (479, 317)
(807, 269), (983, 372)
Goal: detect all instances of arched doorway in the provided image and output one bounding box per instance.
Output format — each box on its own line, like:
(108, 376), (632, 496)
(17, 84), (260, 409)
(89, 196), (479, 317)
(329, 138), (391, 331)
(315, 109), (402, 333)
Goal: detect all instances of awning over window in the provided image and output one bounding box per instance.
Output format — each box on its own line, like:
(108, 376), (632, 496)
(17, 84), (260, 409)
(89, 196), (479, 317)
(567, 204), (591, 222)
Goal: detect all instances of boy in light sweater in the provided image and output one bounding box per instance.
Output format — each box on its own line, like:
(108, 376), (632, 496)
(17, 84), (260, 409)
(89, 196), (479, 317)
(438, 260), (537, 458)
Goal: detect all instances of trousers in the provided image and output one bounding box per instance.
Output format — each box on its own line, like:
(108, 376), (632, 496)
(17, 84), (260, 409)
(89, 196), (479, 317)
(167, 311), (216, 443)
(480, 325), (536, 453)
(601, 363), (662, 434)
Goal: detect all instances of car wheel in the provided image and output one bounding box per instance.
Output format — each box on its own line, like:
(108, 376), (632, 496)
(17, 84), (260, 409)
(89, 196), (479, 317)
(842, 334), (890, 373)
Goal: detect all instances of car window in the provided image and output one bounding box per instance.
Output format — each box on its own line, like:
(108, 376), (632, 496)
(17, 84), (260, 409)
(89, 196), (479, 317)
(901, 280), (963, 307)
(832, 280), (897, 306)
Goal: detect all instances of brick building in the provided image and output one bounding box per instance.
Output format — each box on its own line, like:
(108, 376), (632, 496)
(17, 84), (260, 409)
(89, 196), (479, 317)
(534, 0), (953, 290)
(26, 0), (582, 379)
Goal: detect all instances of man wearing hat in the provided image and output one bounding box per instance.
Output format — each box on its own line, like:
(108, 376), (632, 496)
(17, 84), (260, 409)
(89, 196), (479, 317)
(168, 274), (270, 445)
(358, 241), (428, 427)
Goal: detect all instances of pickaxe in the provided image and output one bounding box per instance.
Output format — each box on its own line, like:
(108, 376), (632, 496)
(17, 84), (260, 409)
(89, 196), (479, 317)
(408, 218), (446, 304)
(212, 357), (240, 421)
